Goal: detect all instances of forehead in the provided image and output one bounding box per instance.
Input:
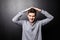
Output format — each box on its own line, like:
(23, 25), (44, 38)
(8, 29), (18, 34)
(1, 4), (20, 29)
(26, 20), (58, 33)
(28, 13), (35, 15)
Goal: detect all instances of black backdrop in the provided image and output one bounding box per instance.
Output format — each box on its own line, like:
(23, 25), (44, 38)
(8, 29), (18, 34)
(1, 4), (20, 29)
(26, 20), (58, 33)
(0, 0), (58, 40)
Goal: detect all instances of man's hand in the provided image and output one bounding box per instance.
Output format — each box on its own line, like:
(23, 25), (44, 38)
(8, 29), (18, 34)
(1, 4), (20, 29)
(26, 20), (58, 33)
(22, 7), (41, 12)
(24, 7), (42, 12)
(21, 7), (33, 12)
(31, 7), (42, 12)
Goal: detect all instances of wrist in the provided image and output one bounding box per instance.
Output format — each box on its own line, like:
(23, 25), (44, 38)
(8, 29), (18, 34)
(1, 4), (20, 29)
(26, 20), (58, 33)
(38, 9), (42, 12)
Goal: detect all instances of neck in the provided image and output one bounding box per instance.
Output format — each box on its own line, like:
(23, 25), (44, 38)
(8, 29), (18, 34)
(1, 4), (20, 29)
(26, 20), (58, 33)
(29, 21), (35, 26)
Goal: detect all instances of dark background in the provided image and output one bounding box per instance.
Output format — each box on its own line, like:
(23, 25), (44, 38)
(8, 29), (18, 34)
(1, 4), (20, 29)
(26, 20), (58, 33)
(0, 0), (58, 40)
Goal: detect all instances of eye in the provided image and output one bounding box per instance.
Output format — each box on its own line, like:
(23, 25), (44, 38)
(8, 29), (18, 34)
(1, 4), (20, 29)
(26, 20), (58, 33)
(29, 15), (31, 17)
(32, 15), (35, 17)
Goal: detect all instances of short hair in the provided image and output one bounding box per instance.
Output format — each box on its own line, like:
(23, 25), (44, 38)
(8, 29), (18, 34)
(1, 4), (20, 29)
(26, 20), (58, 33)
(28, 8), (37, 15)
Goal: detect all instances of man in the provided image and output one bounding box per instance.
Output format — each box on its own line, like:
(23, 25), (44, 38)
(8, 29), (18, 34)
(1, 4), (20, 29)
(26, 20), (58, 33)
(12, 7), (54, 40)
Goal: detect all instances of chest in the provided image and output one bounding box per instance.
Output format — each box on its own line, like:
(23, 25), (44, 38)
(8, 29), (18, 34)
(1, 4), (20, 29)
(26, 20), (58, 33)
(22, 21), (41, 32)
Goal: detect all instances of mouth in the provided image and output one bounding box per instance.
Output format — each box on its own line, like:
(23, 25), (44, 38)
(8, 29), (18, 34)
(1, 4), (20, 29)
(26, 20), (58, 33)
(29, 19), (34, 22)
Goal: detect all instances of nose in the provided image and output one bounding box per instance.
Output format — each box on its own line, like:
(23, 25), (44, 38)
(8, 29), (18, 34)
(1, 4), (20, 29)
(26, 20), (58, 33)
(30, 17), (33, 19)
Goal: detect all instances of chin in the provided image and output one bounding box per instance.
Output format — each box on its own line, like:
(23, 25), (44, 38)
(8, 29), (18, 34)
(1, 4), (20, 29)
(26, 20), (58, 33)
(29, 21), (34, 23)
(30, 22), (33, 23)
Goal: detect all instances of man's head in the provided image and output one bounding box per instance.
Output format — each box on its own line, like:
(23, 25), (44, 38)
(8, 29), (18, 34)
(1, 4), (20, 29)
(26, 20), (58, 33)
(27, 8), (37, 23)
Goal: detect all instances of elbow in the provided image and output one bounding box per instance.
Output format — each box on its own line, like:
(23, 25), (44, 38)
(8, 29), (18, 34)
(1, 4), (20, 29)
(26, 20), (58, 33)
(12, 18), (16, 23)
(50, 16), (54, 20)
(12, 19), (14, 22)
(51, 16), (54, 20)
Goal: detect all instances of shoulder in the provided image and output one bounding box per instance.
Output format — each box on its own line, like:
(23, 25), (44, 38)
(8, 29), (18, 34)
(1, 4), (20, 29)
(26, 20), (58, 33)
(36, 20), (42, 24)
(22, 20), (27, 24)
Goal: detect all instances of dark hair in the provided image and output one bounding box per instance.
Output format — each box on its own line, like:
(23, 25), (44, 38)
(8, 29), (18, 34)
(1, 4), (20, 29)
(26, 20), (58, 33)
(28, 8), (37, 15)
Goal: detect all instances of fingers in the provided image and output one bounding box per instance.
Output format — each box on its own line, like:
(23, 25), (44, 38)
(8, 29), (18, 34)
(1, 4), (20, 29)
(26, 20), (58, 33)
(22, 7), (41, 12)
(33, 7), (41, 12)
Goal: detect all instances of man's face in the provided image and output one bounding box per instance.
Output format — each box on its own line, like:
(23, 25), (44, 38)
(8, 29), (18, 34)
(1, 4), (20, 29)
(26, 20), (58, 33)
(27, 13), (36, 23)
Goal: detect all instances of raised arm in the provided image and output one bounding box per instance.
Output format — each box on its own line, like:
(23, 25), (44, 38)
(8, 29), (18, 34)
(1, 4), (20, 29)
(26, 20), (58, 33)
(12, 7), (33, 24)
(32, 7), (54, 26)
(40, 10), (54, 26)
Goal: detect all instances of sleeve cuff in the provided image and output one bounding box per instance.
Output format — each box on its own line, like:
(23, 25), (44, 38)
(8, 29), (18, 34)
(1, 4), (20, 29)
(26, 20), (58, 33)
(41, 9), (45, 13)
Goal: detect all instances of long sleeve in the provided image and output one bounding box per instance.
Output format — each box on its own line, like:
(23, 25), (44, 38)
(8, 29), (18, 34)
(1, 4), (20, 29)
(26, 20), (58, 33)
(39, 10), (54, 26)
(12, 7), (33, 24)
(12, 11), (24, 24)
